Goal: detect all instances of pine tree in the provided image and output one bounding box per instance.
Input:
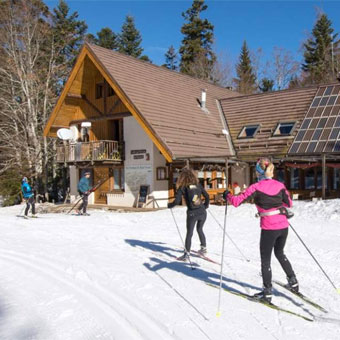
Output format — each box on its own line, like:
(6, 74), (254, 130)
(96, 27), (118, 50)
(164, 45), (178, 70)
(118, 15), (144, 58)
(234, 41), (257, 94)
(51, 0), (87, 78)
(259, 78), (274, 92)
(302, 13), (340, 84)
(179, 0), (216, 80)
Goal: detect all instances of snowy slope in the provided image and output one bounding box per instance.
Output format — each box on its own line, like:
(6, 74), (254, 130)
(0, 201), (339, 340)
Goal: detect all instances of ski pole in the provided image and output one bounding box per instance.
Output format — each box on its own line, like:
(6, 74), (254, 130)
(216, 196), (228, 317)
(289, 222), (340, 294)
(216, 158), (229, 317)
(208, 209), (250, 262)
(18, 203), (26, 217)
(169, 208), (195, 271)
(67, 195), (83, 214)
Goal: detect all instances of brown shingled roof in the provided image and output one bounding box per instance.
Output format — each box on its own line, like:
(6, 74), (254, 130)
(219, 86), (318, 160)
(87, 43), (239, 159)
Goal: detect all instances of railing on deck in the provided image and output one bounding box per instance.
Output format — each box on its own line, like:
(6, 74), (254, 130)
(57, 140), (124, 163)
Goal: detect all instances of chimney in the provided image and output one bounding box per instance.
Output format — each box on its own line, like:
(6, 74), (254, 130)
(201, 89), (207, 109)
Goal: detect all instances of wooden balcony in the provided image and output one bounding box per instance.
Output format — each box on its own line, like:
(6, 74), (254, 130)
(57, 140), (124, 163)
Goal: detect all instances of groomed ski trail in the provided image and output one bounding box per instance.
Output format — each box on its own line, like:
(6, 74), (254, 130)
(0, 249), (176, 340)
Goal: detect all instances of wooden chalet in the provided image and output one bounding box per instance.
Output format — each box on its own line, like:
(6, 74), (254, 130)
(44, 43), (238, 207)
(44, 43), (340, 206)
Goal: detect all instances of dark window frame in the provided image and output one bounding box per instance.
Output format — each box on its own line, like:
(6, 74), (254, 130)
(237, 124), (260, 139)
(272, 121), (296, 137)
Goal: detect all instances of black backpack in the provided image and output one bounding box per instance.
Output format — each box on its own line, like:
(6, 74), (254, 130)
(184, 185), (203, 210)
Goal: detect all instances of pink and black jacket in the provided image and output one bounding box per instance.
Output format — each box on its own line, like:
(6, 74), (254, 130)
(227, 179), (292, 230)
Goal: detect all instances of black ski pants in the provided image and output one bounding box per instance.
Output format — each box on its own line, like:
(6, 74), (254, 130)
(185, 209), (207, 252)
(79, 193), (89, 213)
(260, 228), (295, 289)
(25, 196), (35, 216)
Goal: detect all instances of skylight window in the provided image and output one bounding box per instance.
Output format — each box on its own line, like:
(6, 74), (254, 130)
(273, 122), (296, 136)
(238, 125), (260, 139)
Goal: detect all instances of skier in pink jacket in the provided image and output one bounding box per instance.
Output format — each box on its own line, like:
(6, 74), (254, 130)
(224, 158), (298, 303)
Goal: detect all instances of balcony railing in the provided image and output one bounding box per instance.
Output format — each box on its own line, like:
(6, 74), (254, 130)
(57, 140), (124, 163)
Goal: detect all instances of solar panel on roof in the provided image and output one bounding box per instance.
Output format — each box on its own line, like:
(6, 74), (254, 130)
(288, 84), (340, 155)
(301, 119), (311, 129)
(324, 86), (333, 95)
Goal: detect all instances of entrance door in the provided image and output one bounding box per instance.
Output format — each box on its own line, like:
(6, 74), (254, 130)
(93, 167), (110, 204)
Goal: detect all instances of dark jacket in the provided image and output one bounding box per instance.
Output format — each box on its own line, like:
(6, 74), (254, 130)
(168, 184), (209, 212)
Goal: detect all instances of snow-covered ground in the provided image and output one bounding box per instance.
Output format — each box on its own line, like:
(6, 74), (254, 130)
(0, 200), (340, 340)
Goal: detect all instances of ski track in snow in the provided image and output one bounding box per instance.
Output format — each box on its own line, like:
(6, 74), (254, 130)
(0, 249), (175, 340)
(0, 202), (340, 339)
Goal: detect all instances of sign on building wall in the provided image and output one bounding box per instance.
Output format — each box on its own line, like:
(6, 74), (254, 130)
(130, 149), (149, 161)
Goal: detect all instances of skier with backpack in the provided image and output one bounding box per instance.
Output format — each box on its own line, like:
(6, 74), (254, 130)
(168, 168), (210, 261)
(77, 172), (91, 216)
(223, 158), (298, 303)
(21, 177), (36, 219)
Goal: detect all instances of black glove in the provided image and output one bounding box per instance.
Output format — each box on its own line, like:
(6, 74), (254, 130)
(223, 190), (230, 200)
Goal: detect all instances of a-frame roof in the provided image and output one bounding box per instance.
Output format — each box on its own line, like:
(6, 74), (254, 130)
(44, 43), (239, 162)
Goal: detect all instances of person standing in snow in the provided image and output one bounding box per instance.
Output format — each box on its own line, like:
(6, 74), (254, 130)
(77, 172), (91, 216)
(21, 177), (36, 219)
(224, 158), (298, 303)
(168, 168), (210, 261)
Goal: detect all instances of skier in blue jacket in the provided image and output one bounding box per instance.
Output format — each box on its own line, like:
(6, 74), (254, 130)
(77, 172), (91, 215)
(21, 177), (36, 218)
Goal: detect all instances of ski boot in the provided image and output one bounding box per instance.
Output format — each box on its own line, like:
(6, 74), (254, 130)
(253, 287), (272, 303)
(82, 212), (90, 216)
(76, 210), (82, 215)
(198, 246), (207, 255)
(287, 275), (299, 293)
(177, 252), (190, 262)
(23, 215), (29, 219)
(31, 214), (38, 218)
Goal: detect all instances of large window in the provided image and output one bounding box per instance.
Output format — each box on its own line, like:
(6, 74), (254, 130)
(305, 168), (315, 189)
(273, 122), (296, 136)
(275, 168), (285, 183)
(290, 168), (299, 189)
(238, 125), (260, 139)
(197, 171), (205, 188)
(216, 171), (226, 189)
(317, 168), (327, 189)
(110, 167), (124, 191)
(333, 168), (340, 190)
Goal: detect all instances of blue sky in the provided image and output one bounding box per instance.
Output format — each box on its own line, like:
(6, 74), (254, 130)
(45, 0), (340, 68)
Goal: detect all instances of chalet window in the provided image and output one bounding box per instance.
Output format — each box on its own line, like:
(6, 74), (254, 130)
(216, 171), (225, 189)
(197, 171), (205, 188)
(96, 83), (103, 99)
(333, 168), (340, 190)
(110, 167), (124, 191)
(205, 171), (213, 189)
(108, 86), (115, 97)
(238, 125), (260, 139)
(290, 168), (299, 189)
(273, 122), (296, 136)
(305, 168), (315, 189)
(156, 167), (167, 180)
